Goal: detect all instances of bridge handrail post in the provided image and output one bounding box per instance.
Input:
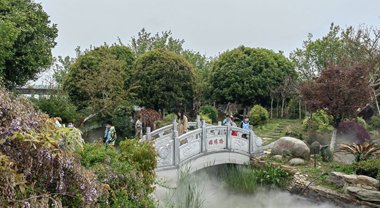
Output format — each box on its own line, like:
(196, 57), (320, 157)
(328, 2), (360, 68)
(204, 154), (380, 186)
(146, 127), (151, 141)
(226, 122), (231, 149)
(172, 116), (177, 132)
(201, 119), (207, 153)
(249, 125), (253, 154)
(173, 131), (179, 166)
(196, 115), (201, 129)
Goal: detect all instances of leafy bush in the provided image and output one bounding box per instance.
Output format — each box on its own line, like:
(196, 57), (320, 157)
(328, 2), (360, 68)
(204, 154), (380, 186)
(307, 131), (331, 145)
(249, 105), (268, 126)
(356, 117), (367, 129)
(109, 101), (134, 141)
(222, 163), (289, 193)
(155, 113), (177, 129)
(371, 116), (380, 127)
(302, 110), (333, 133)
(200, 113), (212, 124)
(199, 105), (217, 123)
(337, 121), (371, 145)
(79, 139), (157, 207)
(355, 158), (380, 178)
(135, 109), (162, 131)
(30, 92), (78, 123)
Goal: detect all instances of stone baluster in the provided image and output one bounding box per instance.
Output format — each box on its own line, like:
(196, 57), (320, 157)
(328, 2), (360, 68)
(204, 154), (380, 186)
(249, 125), (253, 154)
(201, 119), (207, 153)
(218, 121), (221, 135)
(226, 122), (231, 149)
(196, 115), (201, 129)
(173, 131), (179, 166)
(172, 116), (177, 132)
(146, 127), (151, 141)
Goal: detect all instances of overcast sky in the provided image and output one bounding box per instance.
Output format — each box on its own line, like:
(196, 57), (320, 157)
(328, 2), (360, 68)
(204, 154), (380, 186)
(35, 0), (380, 59)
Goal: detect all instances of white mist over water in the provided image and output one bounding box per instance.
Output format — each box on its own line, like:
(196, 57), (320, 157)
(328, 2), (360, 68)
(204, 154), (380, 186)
(156, 166), (339, 208)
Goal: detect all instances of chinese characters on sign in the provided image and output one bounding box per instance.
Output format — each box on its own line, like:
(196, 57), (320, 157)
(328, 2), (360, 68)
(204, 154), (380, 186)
(209, 138), (224, 145)
(275, 142), (293, 149)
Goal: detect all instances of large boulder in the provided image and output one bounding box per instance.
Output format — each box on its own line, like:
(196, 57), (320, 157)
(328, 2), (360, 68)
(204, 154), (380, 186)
(326, 172), (347, 188)
(346, 187), (380, 202)
(271, 137), (310, 160)
(344, 175), (380, 190)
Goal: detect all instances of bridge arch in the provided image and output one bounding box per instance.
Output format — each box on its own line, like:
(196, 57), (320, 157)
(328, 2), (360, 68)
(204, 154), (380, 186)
(141, 115), (263, 181)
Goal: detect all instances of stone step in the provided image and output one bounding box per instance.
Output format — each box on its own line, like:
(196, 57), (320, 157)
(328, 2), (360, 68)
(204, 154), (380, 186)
(270, 133), (282, 136)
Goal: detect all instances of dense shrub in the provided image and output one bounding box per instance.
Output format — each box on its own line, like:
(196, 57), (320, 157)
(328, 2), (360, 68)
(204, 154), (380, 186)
(302, 110), (333, 133)
(200, 113), (212, 124)
(356, 117), (367, 129)
(249, 105), (268, 126)
(337, 121), (371, 145)
(79, 139), (157, 207)
(30, 92), (78, 123)
(371, 116), (380, 127)
(199, 105), (217, 123)
(110, 101), (134, 140)
(355, 158), (380, 178)
(135, 109), (162, 131)
(155, 113), (177, 129)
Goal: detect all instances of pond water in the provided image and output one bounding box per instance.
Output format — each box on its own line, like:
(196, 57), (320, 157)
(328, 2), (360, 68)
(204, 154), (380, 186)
(155, 165), (339, 208)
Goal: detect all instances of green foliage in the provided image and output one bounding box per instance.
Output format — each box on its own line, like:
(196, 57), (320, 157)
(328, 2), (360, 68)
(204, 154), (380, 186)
(155, 113), (177, 129)
(109, 100), (135, 141)
(0, 0), (58, 89)
(79, 139), (157, 207)
(134, 49), (195, 111)
(249, 105), (269, 126)
(371, 116), (380, 127)
(199, 105), (217, 123)
(354, 158), (380, 178)
(52, 56), (76, 87)
(302, 110), (334, 133)
(128, 28), (184, 57)
(356, 117), (367, 129)
(290, 23), (346, 80)
(30, 92), (78, 123)
(221, 164), (289, 193)
(199, 113), (212, 124)
(209, 46), (295, 106)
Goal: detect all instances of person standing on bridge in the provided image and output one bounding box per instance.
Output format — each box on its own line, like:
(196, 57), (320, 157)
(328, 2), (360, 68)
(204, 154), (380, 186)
(177, 110), (188, 136)
(241, 115), (250, 138)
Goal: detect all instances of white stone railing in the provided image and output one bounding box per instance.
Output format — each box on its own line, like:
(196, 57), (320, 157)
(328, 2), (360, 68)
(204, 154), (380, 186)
(141, 115), (263, 170)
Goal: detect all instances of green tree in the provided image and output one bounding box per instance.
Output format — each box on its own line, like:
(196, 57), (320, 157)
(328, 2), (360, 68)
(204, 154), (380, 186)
(0, 0), (58, 89)
(64, 45), (136, 126)
(209, 46), (295, 107)
(128, 28), (184, 57)
(52, 55), (76, 87)
(134, 49), (195, 112)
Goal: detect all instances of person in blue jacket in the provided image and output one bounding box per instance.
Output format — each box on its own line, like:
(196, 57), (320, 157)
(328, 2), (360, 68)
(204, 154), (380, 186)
(240, 115), (250, 138)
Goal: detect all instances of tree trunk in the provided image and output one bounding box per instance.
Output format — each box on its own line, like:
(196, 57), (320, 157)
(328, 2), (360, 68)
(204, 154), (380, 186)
(299, 99), (301, 120)
(330, 128), (338, 153)
(281, 99), (285, 118)
(79, 105), (109, 127)
(184, 104), (187, 114)
(276, 100), (279, 118)
(163, 108), (166, 118)
(374, 89), (380, 116)
(271, 98), (273, 119)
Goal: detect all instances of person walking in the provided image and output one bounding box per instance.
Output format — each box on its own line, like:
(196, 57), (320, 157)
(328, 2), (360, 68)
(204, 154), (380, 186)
(103, 120), (117, 146)
(241, 115), (250, 138)
(135, 116), (143, 139)
(177, 110), (188, 136)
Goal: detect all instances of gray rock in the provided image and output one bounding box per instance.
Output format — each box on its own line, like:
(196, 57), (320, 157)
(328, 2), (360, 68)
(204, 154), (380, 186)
(289, 158), (305, 166)
(326, 172), (347, 188)
(344, 175), (380, 189)
(273, 155), (283, 160)
(346, 186), (380, 202)
(271, 137), (310, 160)
(311, 141), (321, 147)
(362, 185), (379, 191)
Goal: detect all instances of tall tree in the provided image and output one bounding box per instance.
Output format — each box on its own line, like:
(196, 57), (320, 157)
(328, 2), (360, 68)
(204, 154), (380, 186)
(209, 46), (295, 107)
(127, 28), (184, 57)
(64, 46), (136, 126)
(134, 49), (195, 112)
(0, 0), (58, 89)
(300, 65), (372, 152)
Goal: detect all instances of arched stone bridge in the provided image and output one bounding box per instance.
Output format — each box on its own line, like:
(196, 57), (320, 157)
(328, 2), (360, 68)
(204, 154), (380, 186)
(141, 116), (263, 182)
